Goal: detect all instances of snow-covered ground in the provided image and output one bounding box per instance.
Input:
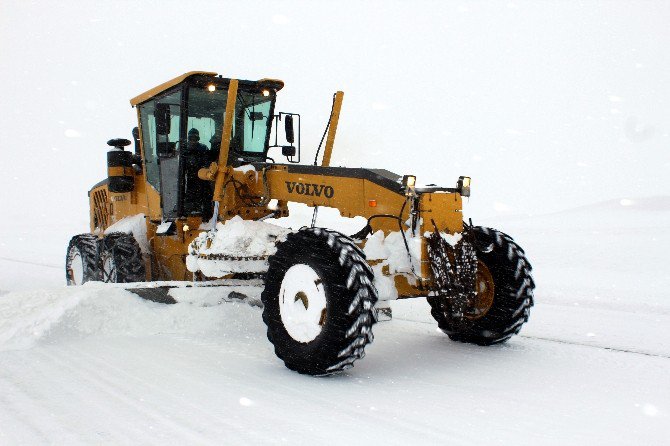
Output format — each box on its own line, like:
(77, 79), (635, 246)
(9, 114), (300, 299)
(1, 199), (668, 445)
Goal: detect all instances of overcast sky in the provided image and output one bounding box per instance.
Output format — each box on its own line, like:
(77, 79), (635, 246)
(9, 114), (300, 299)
(1, 0), (668, 229)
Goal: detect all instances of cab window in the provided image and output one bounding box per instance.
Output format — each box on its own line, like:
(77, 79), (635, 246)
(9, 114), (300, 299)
(187, 86), (228, 152)
(234, 90), (273, 155)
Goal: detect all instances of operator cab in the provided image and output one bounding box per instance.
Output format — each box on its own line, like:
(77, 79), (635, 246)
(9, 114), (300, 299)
(131, 72), (283, 221)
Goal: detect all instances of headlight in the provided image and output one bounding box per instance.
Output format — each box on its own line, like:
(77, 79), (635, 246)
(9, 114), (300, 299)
(402, 175), (416, 196)
(458, 176), (471, 197)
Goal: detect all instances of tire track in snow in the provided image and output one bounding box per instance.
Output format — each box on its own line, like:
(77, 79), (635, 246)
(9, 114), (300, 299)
(155, 335), (447, 444)
(0, 351), (116, 444)
(109, 334), (449, 445)
(57, 336), (312, 444)
(61, 342), (257, 442)
(72, 336), (434, 445)
(33, 347), (213, 444)
(0, 256), (60, 269)
(0, 372), (66, 443)
(517, 334), (670, 360)
(392, 316), (670, 360)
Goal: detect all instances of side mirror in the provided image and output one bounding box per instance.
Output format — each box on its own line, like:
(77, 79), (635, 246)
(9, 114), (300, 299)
(269, 112), (300, 163)
(285, 115), (295, 144)
(155, 103), (171, 135)
(282, 146), (296, 157)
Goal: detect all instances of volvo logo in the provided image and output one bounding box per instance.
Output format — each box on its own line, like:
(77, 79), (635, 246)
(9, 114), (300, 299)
(285, 181), (335, 198)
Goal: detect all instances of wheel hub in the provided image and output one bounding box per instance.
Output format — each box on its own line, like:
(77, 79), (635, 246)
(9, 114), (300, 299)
(465, 260), (495, 320)
(279, 264), (327, 343)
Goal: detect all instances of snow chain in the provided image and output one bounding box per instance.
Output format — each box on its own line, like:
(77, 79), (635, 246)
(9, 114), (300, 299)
(196, 253), (269, 262)
(426, 224), (478, 328)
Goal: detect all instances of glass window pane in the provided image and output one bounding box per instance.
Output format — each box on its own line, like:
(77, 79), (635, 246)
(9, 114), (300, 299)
(242, 100), (271, 153)
(234, 91), (272, 155)
(187, 85), (274, 161)
(188, 87), (228, 153)
(139, 100), (160, 192)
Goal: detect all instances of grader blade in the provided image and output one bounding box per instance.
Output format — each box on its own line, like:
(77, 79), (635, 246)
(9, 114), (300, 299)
(112, 280), (264, 307)
(126, 287), (176, 304)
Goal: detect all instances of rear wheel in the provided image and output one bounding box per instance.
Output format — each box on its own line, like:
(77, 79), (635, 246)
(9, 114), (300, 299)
(65, 234), (100, 285)
(262, 227), (378, 376)
(100, 233), (145, 283)
(428, 226), (534, 345)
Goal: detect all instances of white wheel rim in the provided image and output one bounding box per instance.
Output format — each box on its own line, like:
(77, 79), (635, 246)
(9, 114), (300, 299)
(102, 252), (116, 283)
(68, 248), (84, 285)
(279, 264), (327, 343)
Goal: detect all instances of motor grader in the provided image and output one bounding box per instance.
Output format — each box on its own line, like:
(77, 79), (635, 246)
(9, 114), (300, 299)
(65, 71), (535, 376)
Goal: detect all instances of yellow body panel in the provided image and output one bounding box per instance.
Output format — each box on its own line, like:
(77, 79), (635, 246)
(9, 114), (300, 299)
(92, 160), (464, 283)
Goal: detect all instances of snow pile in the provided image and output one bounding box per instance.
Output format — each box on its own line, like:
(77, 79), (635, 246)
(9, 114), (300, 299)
(186, 216), (292, 277)
(104, 213), (149, 254)
(0, 284), (261, 351)
(363, 229), (422, 301)
(266, 202), (368, 235)
(363, 229), (423, 274)
(0, 286), (91, 350)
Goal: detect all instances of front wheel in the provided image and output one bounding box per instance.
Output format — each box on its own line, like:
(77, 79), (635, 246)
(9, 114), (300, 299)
(261, 228), (378, 376)
(428, 226), (535, 345)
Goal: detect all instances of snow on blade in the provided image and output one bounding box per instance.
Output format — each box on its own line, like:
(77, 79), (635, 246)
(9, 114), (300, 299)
(186, 216), (292, 278)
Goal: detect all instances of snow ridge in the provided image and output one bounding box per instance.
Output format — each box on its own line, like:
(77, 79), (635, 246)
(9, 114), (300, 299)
(0, 284), (260, 351)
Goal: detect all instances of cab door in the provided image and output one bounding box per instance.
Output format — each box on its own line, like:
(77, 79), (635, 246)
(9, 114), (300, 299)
(138, 88), (183, 222)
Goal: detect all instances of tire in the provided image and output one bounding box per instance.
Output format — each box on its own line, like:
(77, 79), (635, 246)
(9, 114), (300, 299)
(261, 227), (378, 376)
(428, 226), (534, 345)
(65, 234), (100, 285)
(100, 232), (146, 283)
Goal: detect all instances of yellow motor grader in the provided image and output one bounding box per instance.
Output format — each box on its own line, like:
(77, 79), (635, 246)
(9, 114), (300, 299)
(65, 71), (534, 375)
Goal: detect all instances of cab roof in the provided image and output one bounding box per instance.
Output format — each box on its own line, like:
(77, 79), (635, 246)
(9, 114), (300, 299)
(129, 71), (285, 107)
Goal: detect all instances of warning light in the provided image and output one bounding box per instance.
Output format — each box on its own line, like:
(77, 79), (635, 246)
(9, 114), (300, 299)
(368, 200), (377, 207)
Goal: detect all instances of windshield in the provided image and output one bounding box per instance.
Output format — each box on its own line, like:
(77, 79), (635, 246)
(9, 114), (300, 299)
(187, 86), (274, 160)
(234, 90), (273, 154)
